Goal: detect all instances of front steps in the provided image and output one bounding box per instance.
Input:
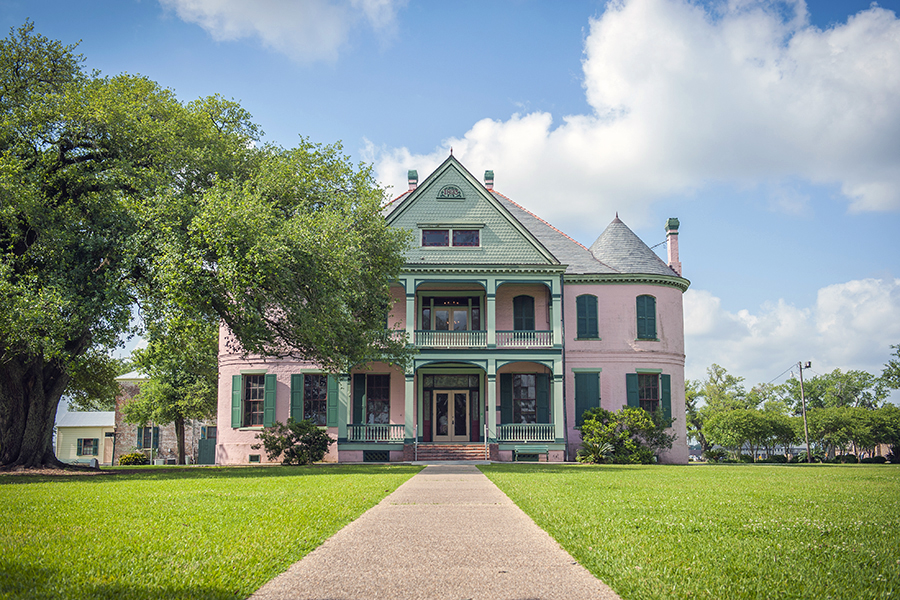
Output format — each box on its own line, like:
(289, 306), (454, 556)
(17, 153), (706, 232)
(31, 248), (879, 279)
(408, 443), (490, 461)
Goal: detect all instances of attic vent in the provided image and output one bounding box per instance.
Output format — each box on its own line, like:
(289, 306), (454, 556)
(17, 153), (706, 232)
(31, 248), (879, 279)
(437, 185), (464, 200)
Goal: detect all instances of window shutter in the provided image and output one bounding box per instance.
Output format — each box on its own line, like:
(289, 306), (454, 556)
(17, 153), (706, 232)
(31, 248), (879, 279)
(637, 295), (656, 339)
(92, 438), (99, 456)
(152, 427), (159, 449)
(499, 374), (513, 424)
(77, 438), (83, 455)
(574, 372), (600, 425)
(513, 296), (535, 331)
(577, 295), (598, 338)
(661, 374), (672, 421)
(535, 374), (550, 424)
(231, 375), (242, 428)
(353, 374), (366, 424)
(326, 375), (339, 427)
(263, 374), (277, 427)
(290, 374), (303, 422)
(626, 373), (639, 408)
(136, 427), (142, 449)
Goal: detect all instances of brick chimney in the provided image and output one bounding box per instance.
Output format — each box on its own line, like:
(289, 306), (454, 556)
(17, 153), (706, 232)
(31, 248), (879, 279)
(666, 217), (681, 276)
(408, 170), (418, 191)
(484, 170), (494, 190)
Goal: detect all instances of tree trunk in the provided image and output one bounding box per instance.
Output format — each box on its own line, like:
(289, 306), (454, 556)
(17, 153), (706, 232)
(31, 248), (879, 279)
(0, 356), (70, 469)
(174, 414), (186, 465)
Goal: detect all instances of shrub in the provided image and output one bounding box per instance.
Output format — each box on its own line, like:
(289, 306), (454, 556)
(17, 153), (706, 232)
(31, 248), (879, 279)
(703, 448), (728, 463)
(794, 450), (825, 463)
(252, 419), (335, 465)
(738, 454), (754, 463)
(838, 453), (858, 464)
(118, 451), (148, 466)
(861, 456), (887, 464)
(577, 407), (673, 465)
(762, 454), (788, 463)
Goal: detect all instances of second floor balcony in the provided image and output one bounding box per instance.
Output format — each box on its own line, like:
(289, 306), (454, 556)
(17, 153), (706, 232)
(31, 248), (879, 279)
(412, 329), (553, 349)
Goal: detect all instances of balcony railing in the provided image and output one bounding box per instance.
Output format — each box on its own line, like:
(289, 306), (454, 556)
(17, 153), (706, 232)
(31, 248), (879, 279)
(347, 424), (406, 442)
(496, 423), (555, 442)
(495, 330), (552, 348)
(415, 330), (487, 348)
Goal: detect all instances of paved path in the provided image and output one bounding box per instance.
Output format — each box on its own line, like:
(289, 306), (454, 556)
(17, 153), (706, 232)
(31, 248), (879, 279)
(250, 464), (621, 600)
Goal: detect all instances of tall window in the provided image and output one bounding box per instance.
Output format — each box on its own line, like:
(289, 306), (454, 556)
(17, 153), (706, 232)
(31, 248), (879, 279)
(513, 374), (536, 423)
(513, 295), (535, 331)
(420, 296), (481, 330)
(576, 294), (598, 338)
(636, 295), (657, 340)
(366, 374), (391, 424)
(304, 374), (328, 426)
(638, 374), (659, 413)
(244, 374), (266, 426)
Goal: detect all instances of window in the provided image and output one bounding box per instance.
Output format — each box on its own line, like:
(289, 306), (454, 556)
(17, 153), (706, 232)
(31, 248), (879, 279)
(244, 374), (266, 426)
(638, 374), (659, 413)
(420, 296), (481, 330)
(574, 372), (601, 425)
(353, 373), (391, 424)
(513, 295), (535, 331)
(136, 426), (159, 449)
(303, 374), (328, 426)
(499, 373), (550, 424)
(420, 228), (480, 247)
(576, 294), (599, 338)
(636, 295), (657, 340)
(77, 438), (99, 456)
(201, 426), (217, 440)
(231, 374), (276, 428)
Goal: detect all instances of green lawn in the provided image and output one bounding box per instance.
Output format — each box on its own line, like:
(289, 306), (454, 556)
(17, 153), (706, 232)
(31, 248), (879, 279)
(481, 463), (900, 600)
(0, 465), (420, 600)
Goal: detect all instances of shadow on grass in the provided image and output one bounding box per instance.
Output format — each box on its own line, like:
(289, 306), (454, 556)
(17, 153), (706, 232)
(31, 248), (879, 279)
(0, 557), (244, 600)
(0, 463), (423, 486)
(480, 463), (635, 474)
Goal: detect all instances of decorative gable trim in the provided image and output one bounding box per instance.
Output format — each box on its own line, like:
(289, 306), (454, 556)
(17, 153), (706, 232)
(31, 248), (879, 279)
(564, 273), (691, 292)
(437, 184), (465, 200)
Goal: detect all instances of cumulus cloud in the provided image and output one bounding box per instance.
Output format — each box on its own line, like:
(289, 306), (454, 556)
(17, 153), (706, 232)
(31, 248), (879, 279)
(683, 278), (900, 386)
(160, 0), (406, 62)
(369, 0), (900, 231)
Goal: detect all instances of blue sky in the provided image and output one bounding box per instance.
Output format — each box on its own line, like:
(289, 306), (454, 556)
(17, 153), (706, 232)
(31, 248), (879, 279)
(5, 0), (899, 394)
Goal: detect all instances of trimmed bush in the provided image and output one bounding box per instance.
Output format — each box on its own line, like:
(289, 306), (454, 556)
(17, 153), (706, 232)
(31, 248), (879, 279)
(118, 451), (148, 466)
(252, 419), (335, 465)
(861, 456), (887, 464)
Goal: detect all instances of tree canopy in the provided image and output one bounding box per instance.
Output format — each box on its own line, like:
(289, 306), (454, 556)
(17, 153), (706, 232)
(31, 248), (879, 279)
(0, 22), (410, 468)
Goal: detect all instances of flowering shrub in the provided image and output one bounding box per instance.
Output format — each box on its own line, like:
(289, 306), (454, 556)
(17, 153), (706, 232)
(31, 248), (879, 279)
(118, 451), (148, 466)
(576, 406), (674, 464)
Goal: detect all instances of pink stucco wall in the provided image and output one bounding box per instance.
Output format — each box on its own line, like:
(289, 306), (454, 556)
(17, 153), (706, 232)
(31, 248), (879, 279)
(563, 282), (688, 464)
(388, 284), (406, 331)
(494, 283), (551, 331)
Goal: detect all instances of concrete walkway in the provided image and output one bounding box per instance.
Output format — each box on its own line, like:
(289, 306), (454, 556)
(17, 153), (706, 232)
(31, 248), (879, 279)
(250, 464), (621, 600)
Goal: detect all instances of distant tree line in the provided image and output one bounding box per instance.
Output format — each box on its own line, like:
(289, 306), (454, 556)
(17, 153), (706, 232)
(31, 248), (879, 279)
(687, 344), (900, 463)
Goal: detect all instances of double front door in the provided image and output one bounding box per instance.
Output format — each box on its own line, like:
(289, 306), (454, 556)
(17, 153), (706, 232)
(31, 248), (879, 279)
(434, 390), (469, 442)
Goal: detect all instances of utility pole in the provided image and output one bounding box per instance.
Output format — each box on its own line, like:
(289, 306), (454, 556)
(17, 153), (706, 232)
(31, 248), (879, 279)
(798, 361), (812, 463)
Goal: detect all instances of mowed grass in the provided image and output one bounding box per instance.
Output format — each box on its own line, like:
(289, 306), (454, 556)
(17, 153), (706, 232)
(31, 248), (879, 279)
(481, 464), (900, 600)
(0, 465), (420, 600)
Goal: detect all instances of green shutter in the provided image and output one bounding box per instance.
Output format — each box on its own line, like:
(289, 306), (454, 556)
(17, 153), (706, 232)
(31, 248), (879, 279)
(92, 438), (99, 456)
(263, 374), (277, 427)
(577, 295), (598, 338)
(626, 373), (639, 408)
(637, 295), (656, 339)
(136, 427), (142, 449)
(661, 374), (672, 421)
(535, 374), (550, 424)
(77, 438), (83, 455)
(574, 372), (600, 425)
(513, 296), (535, 331)
(499, 374), (513, 424)
(231, 375), (242, 428)
(152, 427), (159, 449)
(326, 375), (339, 427)
(290, 374), (303, 422)
(353, 374), (366, 424)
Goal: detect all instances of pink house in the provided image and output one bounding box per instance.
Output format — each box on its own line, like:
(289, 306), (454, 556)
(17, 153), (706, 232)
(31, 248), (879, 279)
(217, 156), (689, 464)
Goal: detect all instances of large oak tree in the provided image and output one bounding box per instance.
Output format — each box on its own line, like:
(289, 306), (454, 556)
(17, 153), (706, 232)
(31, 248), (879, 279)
(0, 23), (409, 469)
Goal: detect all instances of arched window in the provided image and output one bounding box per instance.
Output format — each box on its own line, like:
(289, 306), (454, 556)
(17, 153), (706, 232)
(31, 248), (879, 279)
(636, 295), (657, 340)
(576, 294), (598, 338)
(513, 295), (535, 331)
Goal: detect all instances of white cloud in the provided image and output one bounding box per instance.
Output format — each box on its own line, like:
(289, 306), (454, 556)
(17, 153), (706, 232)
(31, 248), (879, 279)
(160, 0), (406, 62)
(684, 278), (900, 386)
(369, 0), (900, 230)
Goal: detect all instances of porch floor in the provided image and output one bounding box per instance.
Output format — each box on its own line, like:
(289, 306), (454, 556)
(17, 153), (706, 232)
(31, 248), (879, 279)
(249, 464), (621, 600)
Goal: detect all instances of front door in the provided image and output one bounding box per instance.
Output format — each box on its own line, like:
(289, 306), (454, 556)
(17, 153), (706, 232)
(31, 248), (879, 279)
(434, 390), (469, 442)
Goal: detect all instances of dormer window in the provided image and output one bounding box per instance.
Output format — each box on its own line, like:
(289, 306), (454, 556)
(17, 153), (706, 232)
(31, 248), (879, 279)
(421, 228), (480, 247)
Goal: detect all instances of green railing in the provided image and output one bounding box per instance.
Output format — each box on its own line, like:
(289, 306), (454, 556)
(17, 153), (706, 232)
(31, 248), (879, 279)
(496, 423), (555, 442)
(347, 424), (405, 442)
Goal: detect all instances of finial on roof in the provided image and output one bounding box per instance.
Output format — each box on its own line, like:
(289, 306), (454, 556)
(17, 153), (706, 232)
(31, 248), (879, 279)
(615, 212), (619, 219)
(450, 147), (453, 156)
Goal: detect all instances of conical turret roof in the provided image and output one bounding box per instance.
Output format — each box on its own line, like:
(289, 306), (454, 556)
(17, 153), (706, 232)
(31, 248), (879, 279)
(589, 217), (677, 276)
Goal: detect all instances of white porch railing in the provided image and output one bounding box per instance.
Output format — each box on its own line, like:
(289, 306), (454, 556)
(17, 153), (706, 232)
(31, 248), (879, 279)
(415, 330), (487, 348)
(495, 330), (552, 348)
(496, 423), (555, 442)
(347, 424), (405, 442)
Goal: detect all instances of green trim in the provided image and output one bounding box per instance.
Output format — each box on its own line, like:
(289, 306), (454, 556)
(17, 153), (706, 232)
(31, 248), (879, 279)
(661, 374), (672, 421)
(237, 427), (265, 432)
(626, 373), (639, 408)
(565, 272), (690, 292)
(635, 368), (663, 373)
(574, 336), (601, 341)
(571, 368), (603, 373)
(231, 375), (242, 428)
(239, 369), (267, 374)
(263, 374), (276, 428)
(290, 374), (303, 422)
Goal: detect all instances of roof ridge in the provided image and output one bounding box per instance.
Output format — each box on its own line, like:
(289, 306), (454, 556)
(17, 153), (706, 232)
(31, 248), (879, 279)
(490, 190), (590, 252)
